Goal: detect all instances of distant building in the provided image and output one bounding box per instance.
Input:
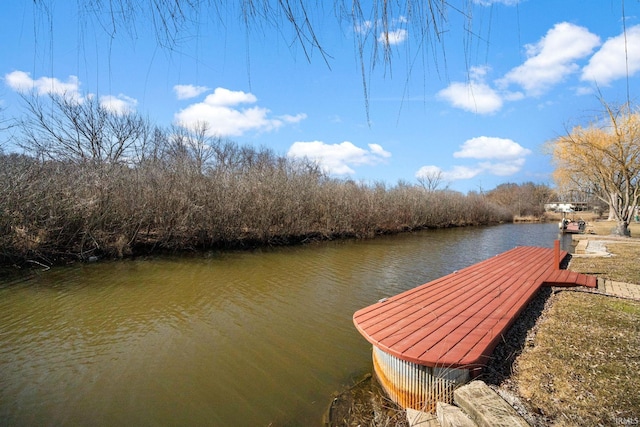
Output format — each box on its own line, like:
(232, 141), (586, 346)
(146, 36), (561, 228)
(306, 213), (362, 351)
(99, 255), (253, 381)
(544, 202), (588, 212)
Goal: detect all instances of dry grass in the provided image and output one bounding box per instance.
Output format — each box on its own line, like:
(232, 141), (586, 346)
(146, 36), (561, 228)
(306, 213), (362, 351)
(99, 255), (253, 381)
(571, 220), (640, 285)
(511, 220), (640, 426)
(571, 242), (640, 285)
(513, 292), (640, 426)
(325, 374), (410, 426)
(513, 215), (544, 222)
(544, 211), (602, 222)
(586, 220), (640, 237)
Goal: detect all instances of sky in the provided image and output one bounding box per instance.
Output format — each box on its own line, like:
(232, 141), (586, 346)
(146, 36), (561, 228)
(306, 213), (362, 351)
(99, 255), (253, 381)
(1, 0), (639, 193)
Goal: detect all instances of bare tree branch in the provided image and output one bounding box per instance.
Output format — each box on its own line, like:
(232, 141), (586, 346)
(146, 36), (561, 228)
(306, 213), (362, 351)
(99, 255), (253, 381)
(17, 92), (150, 165)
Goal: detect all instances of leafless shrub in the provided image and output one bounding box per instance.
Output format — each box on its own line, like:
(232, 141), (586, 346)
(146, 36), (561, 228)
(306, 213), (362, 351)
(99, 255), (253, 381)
(2, 97), (513, 265)
(486, 182), (556, 217)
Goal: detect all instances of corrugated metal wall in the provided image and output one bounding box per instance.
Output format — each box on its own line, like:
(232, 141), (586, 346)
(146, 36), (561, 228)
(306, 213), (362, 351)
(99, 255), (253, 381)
(372, 346), (470, 412)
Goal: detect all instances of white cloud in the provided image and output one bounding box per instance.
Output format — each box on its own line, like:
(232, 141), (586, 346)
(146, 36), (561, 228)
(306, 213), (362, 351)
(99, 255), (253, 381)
(446, 165), (484, 180)
(175, 87), (305, 137)
(4, 70), (82, 101)
(503, 91), (525, 102)
(204, 87), (256, 106)
(355, 20), (373, 35)
(478, 158), (526, 176)
(415, 165), (483, 181)
(369, 143), (392, 158)
(581, 25), (640, 86)
(278, 113), (307, 124)
(4, 71), (140, 114)
(100, 94), (138, 114)
(454, 136), (532, 160)
(415, 165), (443, 178)
(174, 84), (210, 100)
(438, 23), (603, 112)
(416, 165), (483, 181)
(469, 65), (489, 80)
(437, 81), (503, 114)
(417, 136), (531, 182)
(358, 16), (408, 45)
(499, 22), (600, 96)
(437, 66), (503, 114)
(287, 140), (391, 175)
(378, 28), (408, 46)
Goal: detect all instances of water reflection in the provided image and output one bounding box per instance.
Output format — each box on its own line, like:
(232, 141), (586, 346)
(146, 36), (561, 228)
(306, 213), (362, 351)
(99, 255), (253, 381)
(0, 223), (563, 426)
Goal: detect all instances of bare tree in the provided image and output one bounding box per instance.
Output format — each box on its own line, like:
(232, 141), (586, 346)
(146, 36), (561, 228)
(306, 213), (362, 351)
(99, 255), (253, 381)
(486, 182), (555, 217)
(167, 122), (220, 174)
(17, 93), (150, 165)
(0, 104), (11, 131)
(417, 168), (446, 192)
(0, 100), (17, 152)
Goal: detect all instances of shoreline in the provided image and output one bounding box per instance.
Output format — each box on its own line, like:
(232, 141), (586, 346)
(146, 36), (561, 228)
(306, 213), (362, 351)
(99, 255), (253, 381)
(326, 221), (640, 426)
(1, 220), (510, 272)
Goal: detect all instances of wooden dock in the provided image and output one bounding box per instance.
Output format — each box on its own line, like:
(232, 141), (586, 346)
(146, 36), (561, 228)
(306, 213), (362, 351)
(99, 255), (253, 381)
(352, 245), (596, 411)
(354, 245), (595, 369)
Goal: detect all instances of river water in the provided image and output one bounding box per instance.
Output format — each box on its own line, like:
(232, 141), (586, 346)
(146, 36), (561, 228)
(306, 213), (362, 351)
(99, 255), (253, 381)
(0, 223), (569, 426)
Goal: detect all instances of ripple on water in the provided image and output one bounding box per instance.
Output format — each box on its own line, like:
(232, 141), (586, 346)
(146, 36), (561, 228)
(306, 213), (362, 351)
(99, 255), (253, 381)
(0, 223), (562, 426)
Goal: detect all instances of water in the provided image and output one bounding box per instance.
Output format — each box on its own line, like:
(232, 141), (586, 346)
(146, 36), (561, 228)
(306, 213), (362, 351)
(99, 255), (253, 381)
(0, 223), (565, 426)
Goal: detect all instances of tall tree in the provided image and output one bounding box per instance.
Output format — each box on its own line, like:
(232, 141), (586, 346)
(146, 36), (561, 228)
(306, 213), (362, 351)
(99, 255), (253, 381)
(417, 168), (446, 192)
(17, 93), (150, 165)
(548, 102), (640, 236)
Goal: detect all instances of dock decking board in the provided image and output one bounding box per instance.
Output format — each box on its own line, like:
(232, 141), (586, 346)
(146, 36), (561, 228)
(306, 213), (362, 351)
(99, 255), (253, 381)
(353, 246), (596, 369)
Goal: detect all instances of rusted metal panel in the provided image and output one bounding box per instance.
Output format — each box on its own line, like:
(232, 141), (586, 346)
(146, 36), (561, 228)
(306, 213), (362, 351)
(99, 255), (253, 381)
(372, 346), (469, 412)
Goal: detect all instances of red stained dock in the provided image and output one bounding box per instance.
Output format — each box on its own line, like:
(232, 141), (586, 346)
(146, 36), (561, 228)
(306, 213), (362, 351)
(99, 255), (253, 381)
(353, 245), (596, 370)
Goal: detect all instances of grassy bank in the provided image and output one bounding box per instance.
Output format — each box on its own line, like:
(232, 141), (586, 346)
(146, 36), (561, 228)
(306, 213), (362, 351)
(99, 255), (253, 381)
(584, 219), (640, 238)
(512, 292), (640, 426)
(570, 220), (640, 284)
(513, 211), (602, 224)
(572, 241), (640, 284)
(508, 221), (640, 426)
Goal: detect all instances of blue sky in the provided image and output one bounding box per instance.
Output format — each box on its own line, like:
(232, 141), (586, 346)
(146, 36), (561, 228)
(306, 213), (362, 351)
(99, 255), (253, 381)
(1, 0), (639, 193)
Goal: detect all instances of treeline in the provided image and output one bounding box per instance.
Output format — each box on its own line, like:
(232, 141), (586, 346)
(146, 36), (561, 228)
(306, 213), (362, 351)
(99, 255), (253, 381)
(485, 182), (556, 217)
(0, 150), (513, 266)
(0, 93), (513, 267)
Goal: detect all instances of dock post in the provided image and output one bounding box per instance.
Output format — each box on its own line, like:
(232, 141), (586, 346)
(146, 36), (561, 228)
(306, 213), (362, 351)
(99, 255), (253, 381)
(554, 240), (560, 270)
